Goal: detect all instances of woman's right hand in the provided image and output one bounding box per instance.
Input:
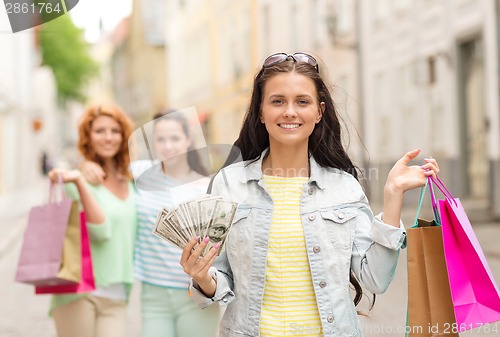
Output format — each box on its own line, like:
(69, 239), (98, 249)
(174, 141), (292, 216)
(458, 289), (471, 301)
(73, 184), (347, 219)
(180, 236), (220, 297)
(48, 168), (83, 184)
(80, 160), (106, 185)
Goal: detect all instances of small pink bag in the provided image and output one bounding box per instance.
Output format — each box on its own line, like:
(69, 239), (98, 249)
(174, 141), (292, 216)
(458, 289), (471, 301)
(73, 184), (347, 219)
(431, 177), (500, 330)
(15, 180), (80, 286)
(35, 212), (95, 294)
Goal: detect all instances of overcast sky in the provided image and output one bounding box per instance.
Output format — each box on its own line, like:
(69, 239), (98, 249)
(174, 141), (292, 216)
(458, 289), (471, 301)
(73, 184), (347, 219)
(70, 0), (132, 42)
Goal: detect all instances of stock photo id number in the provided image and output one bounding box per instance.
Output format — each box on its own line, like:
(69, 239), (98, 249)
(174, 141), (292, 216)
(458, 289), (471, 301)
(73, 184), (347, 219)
(3, 0), (79, 32)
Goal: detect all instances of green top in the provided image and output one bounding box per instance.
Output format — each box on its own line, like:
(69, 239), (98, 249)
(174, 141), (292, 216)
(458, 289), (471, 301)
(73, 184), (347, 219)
(50, 180), (137, 313)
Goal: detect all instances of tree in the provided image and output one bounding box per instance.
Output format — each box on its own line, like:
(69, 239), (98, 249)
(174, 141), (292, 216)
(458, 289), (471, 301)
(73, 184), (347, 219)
(38, 14), (99, 104)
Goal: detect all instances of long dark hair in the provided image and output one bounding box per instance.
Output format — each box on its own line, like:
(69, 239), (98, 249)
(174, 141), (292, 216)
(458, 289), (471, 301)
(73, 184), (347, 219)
(152, 110), (209, 176)
(230, 59), (371, 309)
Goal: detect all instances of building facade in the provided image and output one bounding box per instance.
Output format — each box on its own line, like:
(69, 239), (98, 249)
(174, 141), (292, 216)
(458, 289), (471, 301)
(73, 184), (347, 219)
(360, 0), (500, 219)
(0, 16), (59, 200)
(164, 0), (363, 172)
(111, 0), (167, 125)
(0, 15), (70, 228)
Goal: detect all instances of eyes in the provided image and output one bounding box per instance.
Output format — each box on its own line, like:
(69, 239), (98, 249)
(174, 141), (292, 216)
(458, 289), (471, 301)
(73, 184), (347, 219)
(155, 135), (183, 143)
(93, 128), (121, 135)
(270, 99), (311, 106)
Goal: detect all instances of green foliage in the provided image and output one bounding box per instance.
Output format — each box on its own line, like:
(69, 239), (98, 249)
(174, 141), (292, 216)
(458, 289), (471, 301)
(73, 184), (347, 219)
(38, 13), (99, 104)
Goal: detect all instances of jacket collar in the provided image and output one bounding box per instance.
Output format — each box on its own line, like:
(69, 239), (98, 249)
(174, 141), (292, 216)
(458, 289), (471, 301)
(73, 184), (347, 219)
(239, 148), (326, 190)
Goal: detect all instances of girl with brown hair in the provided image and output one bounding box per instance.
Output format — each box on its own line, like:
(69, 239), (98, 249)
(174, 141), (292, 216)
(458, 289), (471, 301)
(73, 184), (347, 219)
(48, 103), (137, 337)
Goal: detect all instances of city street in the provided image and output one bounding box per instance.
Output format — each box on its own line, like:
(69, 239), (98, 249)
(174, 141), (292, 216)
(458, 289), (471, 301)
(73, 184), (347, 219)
(3, 0), (500, 336)
(1, 180), (500, 336)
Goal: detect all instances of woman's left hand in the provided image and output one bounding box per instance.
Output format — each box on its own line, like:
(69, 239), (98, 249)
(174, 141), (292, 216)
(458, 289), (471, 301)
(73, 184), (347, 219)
(385, 149), (439, 195)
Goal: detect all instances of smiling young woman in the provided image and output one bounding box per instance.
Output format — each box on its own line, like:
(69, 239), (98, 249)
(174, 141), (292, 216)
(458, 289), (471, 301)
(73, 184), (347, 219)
(180, 52), (440, 337)
(80, 109), (220, 337)
(47, 104), (137, 337)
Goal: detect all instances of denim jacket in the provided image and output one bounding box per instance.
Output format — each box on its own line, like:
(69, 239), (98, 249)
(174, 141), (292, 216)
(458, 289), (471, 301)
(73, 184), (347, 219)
(190, 150), (406, 337)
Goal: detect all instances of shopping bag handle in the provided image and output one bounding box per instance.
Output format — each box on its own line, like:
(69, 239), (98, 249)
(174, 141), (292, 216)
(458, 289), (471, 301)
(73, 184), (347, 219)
(413, 177), (441, 227)
(49, 173), (67, 204)
(429, 176), (457, 206)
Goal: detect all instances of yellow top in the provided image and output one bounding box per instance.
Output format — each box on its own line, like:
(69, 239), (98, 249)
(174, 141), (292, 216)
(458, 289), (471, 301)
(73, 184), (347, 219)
(260, 175), (323, 337)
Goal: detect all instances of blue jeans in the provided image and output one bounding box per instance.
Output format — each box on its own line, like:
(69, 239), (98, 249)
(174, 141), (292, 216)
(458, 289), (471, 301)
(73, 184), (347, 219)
(141, 282), (220, 337)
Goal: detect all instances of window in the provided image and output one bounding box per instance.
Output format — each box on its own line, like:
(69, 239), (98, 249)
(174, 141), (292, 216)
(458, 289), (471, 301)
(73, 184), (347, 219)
(373, 0), (390, 23)
(395, 0), (411, 11)
(290, 1), (298, 50)
(263, 5), (271, 55)
(241, 4), (250, 73)
(337, 0), (353, 35)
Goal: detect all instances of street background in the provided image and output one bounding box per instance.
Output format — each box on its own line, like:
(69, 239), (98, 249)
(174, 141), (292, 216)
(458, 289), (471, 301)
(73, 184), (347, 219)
(2, 0), (500, 336)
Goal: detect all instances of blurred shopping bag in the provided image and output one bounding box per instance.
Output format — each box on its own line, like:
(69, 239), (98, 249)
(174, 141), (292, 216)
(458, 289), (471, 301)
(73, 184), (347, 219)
(406, 178), (458, 337)
(15, 180), (81, 286)
(433, 176), (500, 330)
(35, 212), (95, 294)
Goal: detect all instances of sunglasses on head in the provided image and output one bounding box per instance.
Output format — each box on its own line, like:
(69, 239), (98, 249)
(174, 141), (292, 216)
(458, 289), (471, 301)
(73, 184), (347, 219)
(262, 52), (319, 72)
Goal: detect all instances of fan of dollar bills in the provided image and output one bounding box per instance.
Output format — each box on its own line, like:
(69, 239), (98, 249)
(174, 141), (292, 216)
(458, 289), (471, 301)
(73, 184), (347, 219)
(153, 195), (238, 256)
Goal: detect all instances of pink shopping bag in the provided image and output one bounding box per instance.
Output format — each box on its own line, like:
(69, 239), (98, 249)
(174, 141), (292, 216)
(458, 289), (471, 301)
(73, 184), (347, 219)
(15, 180), (80, 286)
(35, 212), (95, 294)
(432, 177), (500, 331)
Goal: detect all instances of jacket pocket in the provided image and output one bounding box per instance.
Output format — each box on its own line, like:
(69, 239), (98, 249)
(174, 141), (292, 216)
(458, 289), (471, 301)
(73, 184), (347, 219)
(227, 207), (251, 249)
(319, 207), (357, 249)
(232, 207), (251, 224)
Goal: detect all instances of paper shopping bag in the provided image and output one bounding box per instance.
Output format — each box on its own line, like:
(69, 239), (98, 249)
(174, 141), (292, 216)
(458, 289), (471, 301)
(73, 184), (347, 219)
(434, 177), (500, 330)
(15, 181), (81, 286)
(406, 179), (458, 337)
(36, 212), (95, 294)
(407, 221), (458, 336)
(57, 201), (82, 283)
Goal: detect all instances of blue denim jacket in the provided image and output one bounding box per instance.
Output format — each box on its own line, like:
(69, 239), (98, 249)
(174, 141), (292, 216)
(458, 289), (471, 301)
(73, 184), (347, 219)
(190, 150), (406, 337)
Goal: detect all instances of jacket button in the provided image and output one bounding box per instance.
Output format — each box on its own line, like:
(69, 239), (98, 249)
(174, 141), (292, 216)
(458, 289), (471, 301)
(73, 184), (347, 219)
(308, 187), (314, 195)
(327, 315), (334, 323)
(313, 246), (321, 253)
(337, 212), (345, 220)
(319, 280), (327, 288)
(222, 297), (228, 303)
(308, 214), (316, 221)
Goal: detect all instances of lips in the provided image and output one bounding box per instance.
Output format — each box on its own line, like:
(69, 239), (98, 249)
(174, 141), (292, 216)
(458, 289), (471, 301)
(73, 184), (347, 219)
(100, 146), (118, 151)
(278, 123), (301, 129)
